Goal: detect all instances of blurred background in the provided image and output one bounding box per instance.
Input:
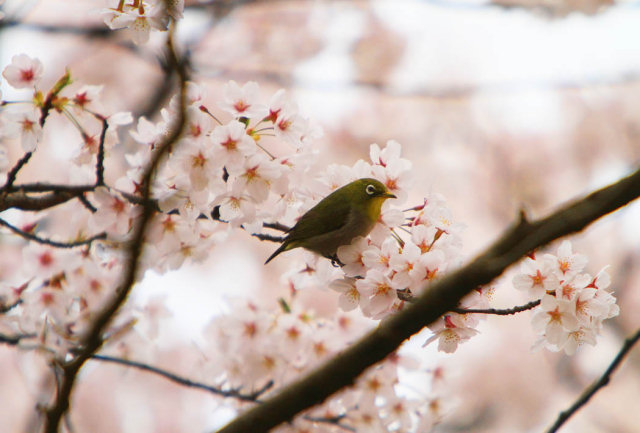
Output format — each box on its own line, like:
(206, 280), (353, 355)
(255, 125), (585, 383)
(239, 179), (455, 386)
(1, 0), (640, 432)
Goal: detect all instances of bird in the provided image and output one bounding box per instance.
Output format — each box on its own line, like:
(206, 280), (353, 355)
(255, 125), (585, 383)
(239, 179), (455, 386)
(265, 178), (396, 264)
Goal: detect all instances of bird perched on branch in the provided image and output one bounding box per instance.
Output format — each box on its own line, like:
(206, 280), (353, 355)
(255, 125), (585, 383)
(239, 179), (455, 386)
(265, 178), (396, 264)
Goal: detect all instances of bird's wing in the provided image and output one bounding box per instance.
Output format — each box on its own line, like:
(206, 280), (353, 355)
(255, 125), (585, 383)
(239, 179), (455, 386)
(285, 194), (352, 243)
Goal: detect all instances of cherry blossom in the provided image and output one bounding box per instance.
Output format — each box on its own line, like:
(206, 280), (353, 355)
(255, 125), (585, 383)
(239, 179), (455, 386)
(2, 54), (43, 89)
(336, 236), (370, 277)
(210, 120), (256, 169)
(4, 108), (42, 152)
(512, 256), (560, 297)
(544, 239), (588, 278)
(218, 80), (268, 119)
(356, 269), (397, 317)
(89, 187), (137, 237)
(424, 314), (480, 353)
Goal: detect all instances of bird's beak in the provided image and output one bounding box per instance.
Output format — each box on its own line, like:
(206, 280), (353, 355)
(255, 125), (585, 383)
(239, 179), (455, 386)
(380, 192), (396, 199)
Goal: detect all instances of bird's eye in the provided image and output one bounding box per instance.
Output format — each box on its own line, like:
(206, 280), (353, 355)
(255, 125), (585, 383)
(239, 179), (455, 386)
(365, 184), (376, 195)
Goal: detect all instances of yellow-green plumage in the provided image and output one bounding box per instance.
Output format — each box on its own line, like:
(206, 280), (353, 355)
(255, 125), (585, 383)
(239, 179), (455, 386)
(265, 178), (395, 264)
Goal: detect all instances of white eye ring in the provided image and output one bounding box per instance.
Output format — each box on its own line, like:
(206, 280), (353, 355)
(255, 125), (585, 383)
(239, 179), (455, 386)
(365, 184), (376, 195)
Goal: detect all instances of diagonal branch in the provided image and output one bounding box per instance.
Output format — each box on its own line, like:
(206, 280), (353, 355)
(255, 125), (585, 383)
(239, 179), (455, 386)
(545, 326), (640, 433)
(217, 166), (640, 433)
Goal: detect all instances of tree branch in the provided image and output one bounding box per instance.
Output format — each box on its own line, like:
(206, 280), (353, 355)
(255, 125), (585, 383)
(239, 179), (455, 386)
(42, 24), (189, 433)
(90, 354), (273, 402)
(0, 218), (106, 248)
(95, 116), (108, 187)
(452, 299), (541, 315)
(217, 165), (640, 433)
(0, 332), (32, 346)
(0, 190), (84, 212)
(1, 151), (33, 192)
(545, 326), (640, 433)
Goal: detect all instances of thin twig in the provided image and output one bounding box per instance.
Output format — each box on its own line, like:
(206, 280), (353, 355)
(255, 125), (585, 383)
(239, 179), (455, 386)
(252, 233), (285, 243)
(0, 332), (34, 346)
(545, 327), (640, 433)
(77, 194), (97, 213)
(90, 354), (272, 402)
(0, 218), (106, 248)
(0, 299), (22, 314)
(452, 299), (541, 316)
(263, 221), (291, 232)
(396, 290), (543, 316)
(218, 165), (640, 433)
(1, 152), (33, 192)
(303, 414), (355, 432)
(95, 116), (108, 187)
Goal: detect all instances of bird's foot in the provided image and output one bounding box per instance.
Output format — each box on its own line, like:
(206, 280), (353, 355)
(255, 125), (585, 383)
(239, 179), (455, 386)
(327, 255), (344, 267)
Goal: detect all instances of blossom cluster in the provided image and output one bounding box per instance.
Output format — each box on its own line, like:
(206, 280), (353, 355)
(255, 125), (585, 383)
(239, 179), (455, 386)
(117, 79), (325, 272)
(101, 0), (184, 44)
(203, 300), (446, 432)
(513, 240), (619, 355)
(0, 243), (124, 357)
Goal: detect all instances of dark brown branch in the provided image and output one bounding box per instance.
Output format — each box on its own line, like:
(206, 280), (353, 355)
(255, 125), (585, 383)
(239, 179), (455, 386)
(43, 26), (189, 433)
(0, 190), (82, 212)
(0, 332), (33, 346)
(90, 354), (273, 402)
(218, 166), (640, 433)
(1, 152), (33, 193)
(452, 299), (541, 316)
(6, 183), (95, 193)
(0, 299), (22, 314)
(397, 290), (541, 316)
(0, 218), (106, 248)
(545, 327), (640, 433)
(252, 233), (285, 243)
(263, 221), (291, 232)
(77, 194), (97, 213)
(303, 414), (355, 432)
(95, 116), (108, 187)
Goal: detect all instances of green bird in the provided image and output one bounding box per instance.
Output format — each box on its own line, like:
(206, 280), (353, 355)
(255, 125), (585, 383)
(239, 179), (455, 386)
(265, 178), (396, 264)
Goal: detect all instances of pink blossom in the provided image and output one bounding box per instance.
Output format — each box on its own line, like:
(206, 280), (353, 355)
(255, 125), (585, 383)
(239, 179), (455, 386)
(512, 256), (560, 297)
(425, 315), (479, 353)
(544, 240), (588, 278)
(2, 54), (43, 88)
(336, 236), (369, 277)
(218, 81), (268, 119)
(89, 187), (136, 236)
(357, 269), (397, 317)
(210, 120), (256, 169)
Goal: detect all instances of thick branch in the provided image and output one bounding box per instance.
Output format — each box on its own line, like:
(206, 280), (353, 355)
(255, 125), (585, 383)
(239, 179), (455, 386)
(0, 190), (84, 212)
(545, 327), (640, 433)
(218, 166), (640, 433)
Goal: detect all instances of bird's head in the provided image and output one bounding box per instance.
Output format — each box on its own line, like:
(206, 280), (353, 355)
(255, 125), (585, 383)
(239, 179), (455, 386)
(348, 178), (396, 220)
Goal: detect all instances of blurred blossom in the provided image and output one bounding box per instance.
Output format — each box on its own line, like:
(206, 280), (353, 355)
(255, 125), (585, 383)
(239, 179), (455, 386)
(2, 54), (43, 89)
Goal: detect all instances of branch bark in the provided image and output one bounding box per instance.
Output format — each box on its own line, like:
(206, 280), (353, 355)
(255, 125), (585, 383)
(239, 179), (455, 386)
(545, 326), (640, 433)
(218, 165), (640, 433)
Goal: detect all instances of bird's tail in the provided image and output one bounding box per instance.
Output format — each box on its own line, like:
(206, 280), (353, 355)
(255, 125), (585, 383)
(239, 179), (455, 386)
(264, 242), (289, 264)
